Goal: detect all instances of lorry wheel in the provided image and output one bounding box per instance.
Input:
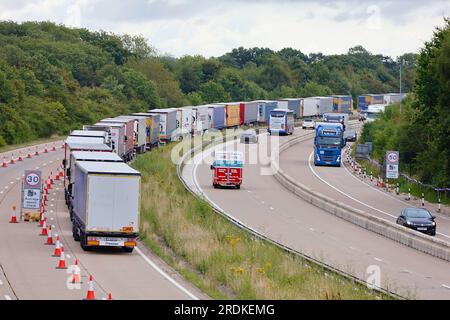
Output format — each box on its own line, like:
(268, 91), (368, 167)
(72, 223), (80, 241)
(213, 183), (218, 189)
(123, 247), (134, 253)
(236, 185), (241, 190)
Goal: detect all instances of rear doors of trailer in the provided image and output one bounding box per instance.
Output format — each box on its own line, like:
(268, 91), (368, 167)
(148, 108), (177, 142)
(116, 116), (147, 153)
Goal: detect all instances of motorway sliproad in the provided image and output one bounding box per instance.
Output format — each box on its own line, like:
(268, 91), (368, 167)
(185, 126), (450, 299)
(0, 143), (204, 300)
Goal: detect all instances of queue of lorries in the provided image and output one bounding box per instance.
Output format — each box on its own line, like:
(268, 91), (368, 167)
(61, 93), (403, 252)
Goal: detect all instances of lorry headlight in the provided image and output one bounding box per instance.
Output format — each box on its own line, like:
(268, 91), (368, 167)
(337, 156), (341, 162)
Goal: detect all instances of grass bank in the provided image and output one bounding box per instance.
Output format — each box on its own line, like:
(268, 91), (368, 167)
(132, 143), (391, 300)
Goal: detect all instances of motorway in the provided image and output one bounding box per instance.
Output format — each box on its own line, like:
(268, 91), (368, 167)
(183, 128), (450, 299)
(0, 143), (205, 300)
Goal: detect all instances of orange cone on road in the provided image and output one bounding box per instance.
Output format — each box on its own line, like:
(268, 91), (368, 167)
(52, 143), (56, 151)
(1, 157), (7, 168)
(39, 212), (46, 228)
(45, 225), (54, 245)
(10, 154), (15, 164)
(40, 219), (48, 236)
(35, 146), (39, 156)
(56, 245), (67, 269)
(107, 293), (113, 300)
(53, 235), (61, 256)
(85, 275), (96, 300)
(71, 260), (82, 284)
(9, 206), (18, 223)
(44, 144), (49, 153)
(18, 151), (23, 161)
(27, 148), (32, 159)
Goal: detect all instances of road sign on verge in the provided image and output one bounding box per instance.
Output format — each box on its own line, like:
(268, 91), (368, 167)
(385, 151), (399, 179)
(21, 170), (43, 215)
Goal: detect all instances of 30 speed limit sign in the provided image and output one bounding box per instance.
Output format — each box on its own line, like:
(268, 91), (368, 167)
(24, 170), (42, 189)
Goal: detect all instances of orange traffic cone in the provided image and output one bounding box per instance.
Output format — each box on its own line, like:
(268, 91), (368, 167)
(50, 172), (53, 184)
(53, 236), (61, 256)
(39, 212), (46, 228)
(9, 206), (18, 223)
(27, 148), (32, 159)
(35, 146), (39, 156)
(107, 293), (113, 300)
(44, 144), (49, 153)
(71, 260), (82, 284)
(45, 225), (54, 245)
(85, 275), (96, 300)
(52, 143), (56, 151)
(56, 245), (67, 269)
(9, 154), (15, 164)
(40, 219), (48, 236)
(1, 157), (7, 168)
(18, 151), (23, 161)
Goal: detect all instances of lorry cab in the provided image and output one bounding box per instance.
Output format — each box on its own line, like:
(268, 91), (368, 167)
(268, 109), (294, 136)
(314, 123), (344, 167)
(210, 151), (243, 189)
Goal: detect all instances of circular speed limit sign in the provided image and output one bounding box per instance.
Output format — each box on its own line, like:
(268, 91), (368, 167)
(25, 172), (41, 188)
(388, 153), (397, 162)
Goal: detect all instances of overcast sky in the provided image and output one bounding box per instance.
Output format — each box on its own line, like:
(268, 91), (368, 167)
(1, 0), (449, 58)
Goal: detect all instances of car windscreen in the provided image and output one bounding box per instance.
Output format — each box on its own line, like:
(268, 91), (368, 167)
(405, 209), (431, 219)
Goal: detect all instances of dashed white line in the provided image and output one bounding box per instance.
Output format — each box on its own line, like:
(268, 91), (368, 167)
(4, 295), (11, 300)
(442, 284), (450, 290)
(0, 279), (3, 285)
(374, 257), (383, 262)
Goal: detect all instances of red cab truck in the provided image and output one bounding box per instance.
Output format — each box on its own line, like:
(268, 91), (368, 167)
(210, 151), (243, 189)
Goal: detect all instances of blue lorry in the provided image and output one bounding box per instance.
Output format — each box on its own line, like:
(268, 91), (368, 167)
(314, 123), (345, 167)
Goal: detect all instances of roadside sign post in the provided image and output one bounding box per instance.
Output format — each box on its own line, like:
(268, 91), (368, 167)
(385, 151), (399, 179)
(21, 170), (42, 221)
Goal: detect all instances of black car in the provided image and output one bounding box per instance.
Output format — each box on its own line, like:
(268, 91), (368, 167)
(345, 129), (357, 142)
(396, 208), (436, 236)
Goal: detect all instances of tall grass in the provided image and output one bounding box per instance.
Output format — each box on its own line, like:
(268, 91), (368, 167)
(132, 144), (391, 300)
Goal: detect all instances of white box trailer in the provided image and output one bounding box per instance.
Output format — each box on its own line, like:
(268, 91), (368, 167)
(302, 98), (319, 117)
(194, 105), (210, 133)
(66, 151), (124, 211)
(131, 113), (161, 149)
(116, 115), (147, 154)
(63, 137), (111, 204)
(92, 122), (127, 160)
(69, 130), (110, 145)
(71, 161), (141, 252)
(181, 107), (194, 136)
(148, 108), (178, 142)
(302, 97), (333, 117)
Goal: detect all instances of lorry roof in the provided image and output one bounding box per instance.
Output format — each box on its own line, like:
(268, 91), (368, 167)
(71, 151), (123, 161)
(69, 130), (106, 137)
(65, 136), (105, 144)
(148, 108), (177, 114)
(66, 142), (111, 151)
(95, 122), (125, 128)
(76, 161), (140, 175)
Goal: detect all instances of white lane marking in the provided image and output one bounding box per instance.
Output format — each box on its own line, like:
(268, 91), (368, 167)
(442, 284), (450, 290)
(4, 295), (11, 300)
(261, 201), (265, 204)
(0, 191), (3, 194)
(135, 247), (199, 300)
(374, 257), (383, 262)
(10, 181), (13, 184)
(269, 206), (275, 210)
(308, 152), (450, 240)
(16, 177), (19, 181)
(0, 279), (3, 285)
(4, 186), (8, 189)
(309, 228), (316, 232)
(66, 254), (71, 259)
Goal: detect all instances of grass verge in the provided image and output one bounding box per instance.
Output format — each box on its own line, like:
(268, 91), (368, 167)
(132, 143), (392, 300)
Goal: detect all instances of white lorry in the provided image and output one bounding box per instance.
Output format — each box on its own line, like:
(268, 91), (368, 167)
(71, 161), (141, 252)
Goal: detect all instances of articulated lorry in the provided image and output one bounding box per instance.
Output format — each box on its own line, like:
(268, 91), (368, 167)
(323, 113), (349, 131)
(71, 161), (141, 252)
(314, 123), (345, 167)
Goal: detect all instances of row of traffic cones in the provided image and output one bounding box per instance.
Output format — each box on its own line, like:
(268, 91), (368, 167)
(1, 143), (62, 169)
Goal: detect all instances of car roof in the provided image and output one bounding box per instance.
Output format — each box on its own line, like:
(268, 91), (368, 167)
(404, 207), (431, 214)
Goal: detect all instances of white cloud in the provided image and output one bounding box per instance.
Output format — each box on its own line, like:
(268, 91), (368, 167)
(0, 0), (448, 58)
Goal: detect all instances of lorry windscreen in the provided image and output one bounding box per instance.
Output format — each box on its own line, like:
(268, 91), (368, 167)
(270, 111), (285, 118)
(317, 136), (341, 147)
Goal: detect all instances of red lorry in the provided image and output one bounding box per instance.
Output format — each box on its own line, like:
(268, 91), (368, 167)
(210, 151), (243, 189)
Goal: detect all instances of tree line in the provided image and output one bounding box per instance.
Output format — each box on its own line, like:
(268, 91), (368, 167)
(361, 19), (449, 187)
(0, 20), (416, 147)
